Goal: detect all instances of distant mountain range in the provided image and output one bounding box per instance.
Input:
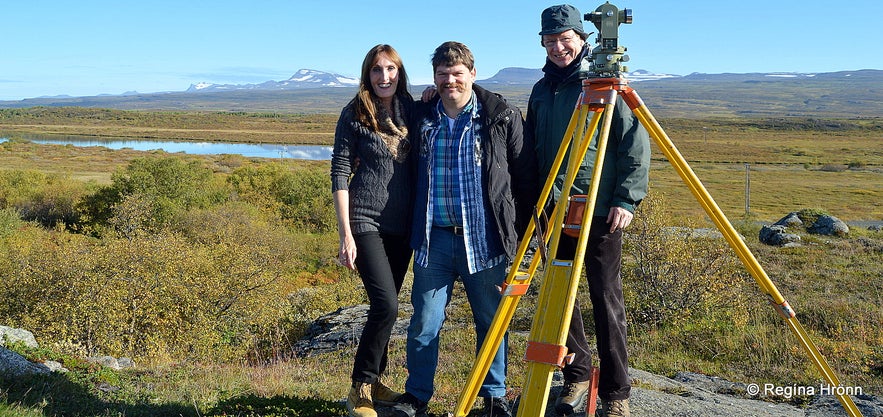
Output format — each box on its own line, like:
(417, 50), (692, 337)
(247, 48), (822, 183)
(2, 68), (882, 118)
(182, 68), (679, 93)
(180, 67), (836, 92)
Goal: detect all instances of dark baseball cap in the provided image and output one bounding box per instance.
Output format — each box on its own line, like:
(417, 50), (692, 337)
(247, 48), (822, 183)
(539, 4), (588, 39)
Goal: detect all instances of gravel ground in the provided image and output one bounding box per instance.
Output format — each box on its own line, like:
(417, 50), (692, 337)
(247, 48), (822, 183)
(530, 368), (883, 417)
(370, 367), (883, 417)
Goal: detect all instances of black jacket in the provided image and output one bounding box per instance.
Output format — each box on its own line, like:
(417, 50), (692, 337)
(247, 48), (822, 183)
(410, 85), (538, 263)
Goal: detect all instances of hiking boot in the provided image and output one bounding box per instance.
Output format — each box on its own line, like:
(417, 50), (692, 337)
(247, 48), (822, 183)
(347, 382), (377, 417)
(483, 396), (512, 417)
(600, 398), (630, 417)
(391, 392), (427, 417)
(554, 379), (590, 415)
(372, 378), (402, 407)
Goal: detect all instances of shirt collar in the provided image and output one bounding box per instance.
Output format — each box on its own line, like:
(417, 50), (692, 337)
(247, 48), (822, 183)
(435, 91), (478, 121)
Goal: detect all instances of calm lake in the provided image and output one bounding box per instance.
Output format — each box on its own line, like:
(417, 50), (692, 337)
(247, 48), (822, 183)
(0, 133), (332, 160)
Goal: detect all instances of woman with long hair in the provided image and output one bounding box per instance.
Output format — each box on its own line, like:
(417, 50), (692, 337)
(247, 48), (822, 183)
(330, 44), (414, 417)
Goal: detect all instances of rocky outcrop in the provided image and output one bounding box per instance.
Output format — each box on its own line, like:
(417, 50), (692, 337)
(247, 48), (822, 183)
(0, 325), (39, 348)
(759, 224), (802, 246)
(609, 369), (883, 417)
(807, 214), (849, 237)
(760, 211), (851, 246)
(0, 346), (52, 377)
(293, 304), (412, 358)
(86, 355), (135, 371)
(0, 325), (134, 377)
(0, 325), (52, 376)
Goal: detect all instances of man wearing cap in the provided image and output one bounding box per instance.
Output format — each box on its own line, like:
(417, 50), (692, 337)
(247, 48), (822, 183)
(525, 4), (650, 417)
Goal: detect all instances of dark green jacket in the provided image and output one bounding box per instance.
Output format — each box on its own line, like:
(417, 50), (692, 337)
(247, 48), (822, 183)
(525, 57), (650, 214)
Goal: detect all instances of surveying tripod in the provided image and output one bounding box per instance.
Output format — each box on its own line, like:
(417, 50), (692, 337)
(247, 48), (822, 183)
(452, 3), (863, 417)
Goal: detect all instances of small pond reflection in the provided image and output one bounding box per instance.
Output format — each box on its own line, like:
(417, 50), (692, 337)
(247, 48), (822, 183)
(0, 133), (332, 160)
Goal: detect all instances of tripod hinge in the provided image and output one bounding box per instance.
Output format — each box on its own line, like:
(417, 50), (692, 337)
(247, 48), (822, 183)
(524, 341), (574, 368)
(500, 281), (529, 297)
(499, 271), (531, 296)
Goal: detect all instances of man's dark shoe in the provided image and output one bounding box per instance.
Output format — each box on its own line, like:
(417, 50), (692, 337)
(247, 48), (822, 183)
(554, 379), (590, 415)
(483, 396), (512, 417)
(391, 392), (427, 417)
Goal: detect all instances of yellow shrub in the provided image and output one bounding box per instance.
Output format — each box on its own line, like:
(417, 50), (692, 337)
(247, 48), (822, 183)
(0, 220), (301, 364)
(622, 191), (752, 329)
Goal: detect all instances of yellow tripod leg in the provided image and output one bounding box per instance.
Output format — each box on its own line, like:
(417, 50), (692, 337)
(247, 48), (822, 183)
(623, 89), (863, 417)
(518, 97), (617, 417)
(453, 98), (590, 417)
(516, 260), (579, 417)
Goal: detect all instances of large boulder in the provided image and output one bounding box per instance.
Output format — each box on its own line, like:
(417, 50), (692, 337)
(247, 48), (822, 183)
(0, 346), (50, 377)
(808, 214), (849, 237)
(774, 212), (804, 228)
(0, 325), (39, 348)
(292, 304), (412, 358)
(759, 225), (801, 246)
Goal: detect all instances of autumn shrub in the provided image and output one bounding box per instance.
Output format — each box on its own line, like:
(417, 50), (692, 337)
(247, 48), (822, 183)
(18, 178), (88, 229)
(0, 170), (44, 208)
(0, 220), (301, 364)
(227, 162), (335, 233)
(78, 156), (228, 235)
(287, 272), (368, 340)
(0, 207), (23, 238)
(622, 191), (752, 329)
(0, 170), (87, 229)
(0, 156), (345, 365)
(225, 163), (287, 217)
(847, 159), (866, 169)
(172, 202), (312, 359)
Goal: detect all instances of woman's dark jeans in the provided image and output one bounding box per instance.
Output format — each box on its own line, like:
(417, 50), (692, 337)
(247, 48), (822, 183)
(351, 231), (412, 383)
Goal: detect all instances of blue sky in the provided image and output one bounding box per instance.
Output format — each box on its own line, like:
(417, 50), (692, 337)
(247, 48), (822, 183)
(3, 0), (882, 101)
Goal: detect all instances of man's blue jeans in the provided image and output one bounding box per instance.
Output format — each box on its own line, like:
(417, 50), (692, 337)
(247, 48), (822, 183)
(405, 227), (508, 403)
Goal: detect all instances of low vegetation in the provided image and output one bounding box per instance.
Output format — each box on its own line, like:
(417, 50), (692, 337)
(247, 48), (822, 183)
(0, 108), (880, 416)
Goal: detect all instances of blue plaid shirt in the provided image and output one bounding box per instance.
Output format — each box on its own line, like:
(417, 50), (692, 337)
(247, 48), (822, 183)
(415, 93), (505, 274)
(430, 100), (468, 228)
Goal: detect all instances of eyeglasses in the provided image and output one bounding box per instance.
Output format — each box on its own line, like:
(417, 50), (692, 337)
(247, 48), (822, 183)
(542, 36), (578, 48)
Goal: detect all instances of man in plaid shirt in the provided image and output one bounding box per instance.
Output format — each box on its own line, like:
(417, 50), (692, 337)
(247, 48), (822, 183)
(393, 41), (538, 417)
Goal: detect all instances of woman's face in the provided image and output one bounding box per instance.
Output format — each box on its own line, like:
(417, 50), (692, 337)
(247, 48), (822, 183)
(370, 53), (399, 104)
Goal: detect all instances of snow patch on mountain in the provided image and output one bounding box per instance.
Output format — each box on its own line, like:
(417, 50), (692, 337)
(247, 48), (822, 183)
(186, 69), (358, 93)
(479, 67), (681, 85)
(625, 69), (680, 82)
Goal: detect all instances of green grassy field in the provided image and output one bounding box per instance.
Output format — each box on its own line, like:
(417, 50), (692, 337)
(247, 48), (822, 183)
(0, 108), (881, 416)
